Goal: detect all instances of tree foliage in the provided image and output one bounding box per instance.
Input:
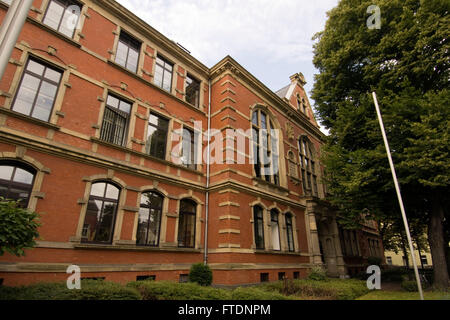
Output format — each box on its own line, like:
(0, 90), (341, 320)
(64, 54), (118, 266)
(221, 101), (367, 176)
(312, 0), (449, 287)
(0, 198), (40, 257)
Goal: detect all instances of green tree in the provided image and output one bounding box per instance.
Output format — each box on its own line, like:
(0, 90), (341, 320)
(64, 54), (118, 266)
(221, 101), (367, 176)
(0, 198), (40, 256)
(312, 0), (449, 288)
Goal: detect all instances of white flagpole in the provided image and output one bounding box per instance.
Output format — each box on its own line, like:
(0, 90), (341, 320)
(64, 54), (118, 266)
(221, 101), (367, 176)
(372, 92), (424, 300)
(0, 0), (34, 81)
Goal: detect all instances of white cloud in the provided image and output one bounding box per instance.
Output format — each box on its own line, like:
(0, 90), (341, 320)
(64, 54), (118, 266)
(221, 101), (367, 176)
(116, 0), (337, 135)
(116, 0), (338, 67)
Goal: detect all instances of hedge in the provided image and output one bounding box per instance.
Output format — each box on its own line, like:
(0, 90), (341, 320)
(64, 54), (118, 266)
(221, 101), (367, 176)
(262, 279), (370, 300)
(0, 280), (141, 300)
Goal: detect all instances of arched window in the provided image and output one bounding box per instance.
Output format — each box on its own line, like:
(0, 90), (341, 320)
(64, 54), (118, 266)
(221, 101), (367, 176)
(137, 191), (163, 246)
(0, 162), (35, 207)
(253, 205), (265, 250)
(270, 209), (281, 251)
(178, 199), (196, 248)
(285, 213), (295, 252)
(82, 182), (120, 244)
(299, 136), (318, 196)
(252, 109), (280, 185)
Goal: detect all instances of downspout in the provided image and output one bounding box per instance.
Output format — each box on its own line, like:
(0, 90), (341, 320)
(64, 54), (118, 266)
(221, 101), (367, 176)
(204, 79), (212, 265)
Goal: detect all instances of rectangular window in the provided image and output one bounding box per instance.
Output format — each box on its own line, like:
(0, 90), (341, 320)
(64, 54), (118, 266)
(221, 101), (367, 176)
(154, 55), (173, 92)
(11, 58), (62, 122)
(293, 272), (300, 279)
(179, 274), (189, 283)
(386, 257), (393, 265)
(181, 127), (197, 170)
(145, 113), (169, 160)
(115, 31), (141, 73)
(421, 255), (428, 266)
(185, 74), (200, 108)
(278, 272), (286, 281)
(43, 0), (81, 38)
(100, 94), (131, 146)
(260, 273), (269, 283)
(136, 275), (156, 281)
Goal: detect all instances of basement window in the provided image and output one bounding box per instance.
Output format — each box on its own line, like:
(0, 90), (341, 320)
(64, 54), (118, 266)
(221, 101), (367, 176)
(260, 273), (269, 283)
(136, 275), (156, 281)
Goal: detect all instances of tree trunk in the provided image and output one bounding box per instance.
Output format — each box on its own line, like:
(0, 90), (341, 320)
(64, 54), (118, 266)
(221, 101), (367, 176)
(428, 196), (450, 289)
(400, 233), (410, 269)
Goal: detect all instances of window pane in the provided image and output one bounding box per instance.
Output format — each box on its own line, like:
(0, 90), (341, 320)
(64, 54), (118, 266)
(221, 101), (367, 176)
(27, 60), (45, 76)
(90, 182), (106, 197)
(271, 218), (280, 251)
(126, 48), (139, 73)
(118, 101), (131, 114)
(95, 201), (116, 242)
(115, 42), (128, 68)
(252, 111), (258, 125)
(13, 168), (34, 184)
(31, 81), (58, 121)
(44, 68), (62, 83)
(12, 74), (40, 116)
(59, 7), (79, 38)
(163, 71), (172, 91)
(43, 1), (65, 30)
(105, 184), (119, 200)
(136, 207), (149, 245)
(106, 95), (119, 109)
(0, 166), (14, 181)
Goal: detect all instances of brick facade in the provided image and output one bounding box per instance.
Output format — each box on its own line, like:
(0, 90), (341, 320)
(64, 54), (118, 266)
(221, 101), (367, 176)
(0, 0), (383, 286)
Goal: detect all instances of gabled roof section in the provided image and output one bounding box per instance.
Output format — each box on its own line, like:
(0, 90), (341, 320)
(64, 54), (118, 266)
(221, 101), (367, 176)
(275, 84), (291, 99)
(210, 56), (324, 140)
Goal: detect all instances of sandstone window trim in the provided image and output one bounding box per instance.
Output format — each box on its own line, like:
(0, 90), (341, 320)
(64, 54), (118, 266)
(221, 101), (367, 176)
(42, 0), (83, 39)
(81, 180), (121, 245)
(115, 30), (142, 74)
(10, 57), (64, 123)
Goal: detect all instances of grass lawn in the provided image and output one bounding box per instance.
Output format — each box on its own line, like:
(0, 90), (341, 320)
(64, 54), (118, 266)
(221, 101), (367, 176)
(357, 290), (450, 300)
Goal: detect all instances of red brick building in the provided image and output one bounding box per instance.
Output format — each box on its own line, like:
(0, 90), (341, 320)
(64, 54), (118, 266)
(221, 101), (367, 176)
(0, 0), (383, 286)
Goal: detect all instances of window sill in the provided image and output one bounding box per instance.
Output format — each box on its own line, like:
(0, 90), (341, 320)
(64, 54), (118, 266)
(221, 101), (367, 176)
(253, 177), (289, 193)
(254, 250), (304, 256)
(26, 16), (82, 49)
(0, 107), (61, 131)
(106, 59), (206, 116)
(90, 137), (204, 176)
(74, 242), (201, 253)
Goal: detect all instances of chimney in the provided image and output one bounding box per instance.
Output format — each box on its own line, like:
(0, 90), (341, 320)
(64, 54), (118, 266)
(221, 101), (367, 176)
(289, 72), (307, 87)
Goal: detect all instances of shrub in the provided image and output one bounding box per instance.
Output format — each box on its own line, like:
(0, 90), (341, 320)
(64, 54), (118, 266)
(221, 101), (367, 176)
(401, 280), (421, 292)
(0, 280), (141, 300)
(230, 286), (292, 300)
(367, 256), (382, 266)
(262, 279), (369, 300)
(307, 266), (327, 281)
(381, 268), (409, 282)
(0, 198), (40, 257)
(128, 281), (230, 300)
(189, 263), (213, 286)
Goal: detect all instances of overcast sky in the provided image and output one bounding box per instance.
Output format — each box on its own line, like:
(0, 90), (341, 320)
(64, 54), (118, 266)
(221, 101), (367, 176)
(116, 0), (339, 131)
